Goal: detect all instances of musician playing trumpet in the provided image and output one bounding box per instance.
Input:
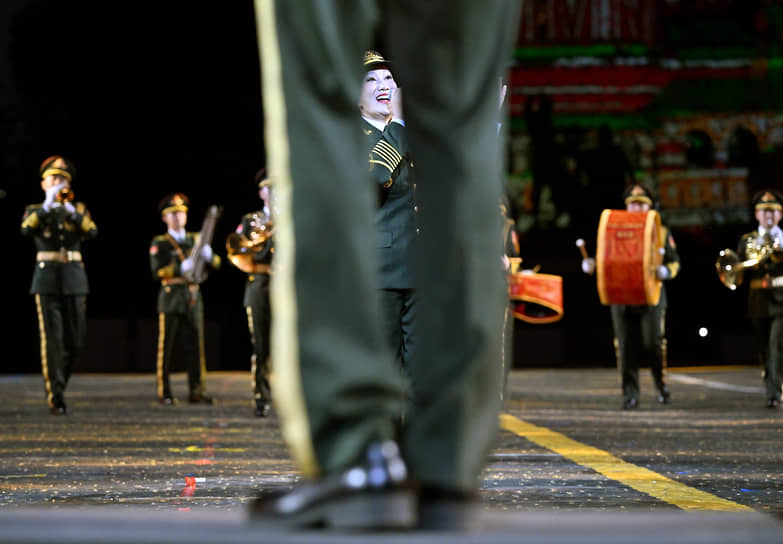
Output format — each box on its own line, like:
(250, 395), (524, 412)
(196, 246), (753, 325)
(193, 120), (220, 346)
(580, 184), (680, 409)
(149, 193), (221, 405)
(737, 190), (783, 408)
(21, 155), (97, 415)
(227, 171), (275, 417)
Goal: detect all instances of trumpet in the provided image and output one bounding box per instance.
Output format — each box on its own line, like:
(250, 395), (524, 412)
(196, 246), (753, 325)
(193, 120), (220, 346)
(56, 187), (74, 202)
(226, 212), (274, 274)
(715, 235), (780, 290)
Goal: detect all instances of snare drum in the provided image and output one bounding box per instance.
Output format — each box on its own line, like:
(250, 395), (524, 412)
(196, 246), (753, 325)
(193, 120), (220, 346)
(508, 272), (564, 324)
(595, 209), (664, 306)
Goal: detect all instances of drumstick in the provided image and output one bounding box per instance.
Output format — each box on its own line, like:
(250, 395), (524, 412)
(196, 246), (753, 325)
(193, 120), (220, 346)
(575, 238), (589, 260)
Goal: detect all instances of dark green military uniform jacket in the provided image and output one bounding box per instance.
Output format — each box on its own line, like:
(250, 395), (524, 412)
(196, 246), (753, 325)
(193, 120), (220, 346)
(21, 202), (98, 295)
(739, 229), (783, 319)
(149, 233), (221, 314)
(364, 118), (417, 289)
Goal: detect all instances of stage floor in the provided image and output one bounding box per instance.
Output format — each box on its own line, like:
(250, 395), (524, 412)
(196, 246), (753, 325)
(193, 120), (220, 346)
(1, 367), (782, 542)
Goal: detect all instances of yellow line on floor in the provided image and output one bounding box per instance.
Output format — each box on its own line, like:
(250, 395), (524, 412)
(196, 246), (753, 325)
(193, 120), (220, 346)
(499, 413), (753, 512)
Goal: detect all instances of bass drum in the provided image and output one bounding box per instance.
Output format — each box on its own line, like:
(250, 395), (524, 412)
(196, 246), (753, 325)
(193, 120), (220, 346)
(508, 272), (564, 324)
(595, 209), (664, 306)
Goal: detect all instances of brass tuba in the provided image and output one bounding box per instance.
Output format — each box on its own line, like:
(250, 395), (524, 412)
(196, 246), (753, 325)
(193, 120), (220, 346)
(715, 234), (778, 290)
(226, 212), (274, 274)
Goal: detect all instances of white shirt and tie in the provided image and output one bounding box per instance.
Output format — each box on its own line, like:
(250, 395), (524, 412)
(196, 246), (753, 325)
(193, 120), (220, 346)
(168, 229), (187, 243)
(756, 225), (783, 247)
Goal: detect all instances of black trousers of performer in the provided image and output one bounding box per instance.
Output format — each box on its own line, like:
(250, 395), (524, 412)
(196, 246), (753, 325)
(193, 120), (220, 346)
(156, 307), (207, 400)
(35, 293), (86, 408)
(378, 288), (417, 377)
(246, 274), (272, 409)
(752, 315), (783, 403)
(611, 304), (667, 403)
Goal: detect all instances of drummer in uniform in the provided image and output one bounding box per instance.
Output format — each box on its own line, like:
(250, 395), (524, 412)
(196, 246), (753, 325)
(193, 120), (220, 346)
(21, 156), (97, 414)
(581, 184), (680, 409)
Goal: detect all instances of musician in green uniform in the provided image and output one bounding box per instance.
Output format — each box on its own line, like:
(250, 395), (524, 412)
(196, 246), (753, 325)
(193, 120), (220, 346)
(21, 155), (97, 415)
(737, 189), (783, 408)
(250, 0), (518, 530)
(361, 50), (418, 389)
(582, 184), (680, 409)
(228, 172), (275, 417)
(149, 193), (221, 405)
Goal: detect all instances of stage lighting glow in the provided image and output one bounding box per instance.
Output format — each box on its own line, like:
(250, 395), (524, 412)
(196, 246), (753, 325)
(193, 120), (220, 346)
(698, 327), (708, 337)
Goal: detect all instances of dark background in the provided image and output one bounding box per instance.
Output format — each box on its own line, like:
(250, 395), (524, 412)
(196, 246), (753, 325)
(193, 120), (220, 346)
(0, 1), (763, 376)
(1, 1), (266, 374)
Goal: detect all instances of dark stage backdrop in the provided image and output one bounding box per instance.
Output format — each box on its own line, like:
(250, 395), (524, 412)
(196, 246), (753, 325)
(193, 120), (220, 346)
(1, 1), (266, 374)
(0, 1), (760, 375)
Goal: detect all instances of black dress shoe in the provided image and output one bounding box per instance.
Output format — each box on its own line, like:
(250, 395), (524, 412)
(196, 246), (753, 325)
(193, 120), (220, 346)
(188, 393), (214, 404)
(417, 486), (481, 531)
(255, 401), (271, 417)
(159, 396), (177, 405)
(623, 397), (639, 410)
(656, 386), (671, 404)
(248, 440), (415, 530)
(767, 398), (780, 409)
(49, 401), (67, 415)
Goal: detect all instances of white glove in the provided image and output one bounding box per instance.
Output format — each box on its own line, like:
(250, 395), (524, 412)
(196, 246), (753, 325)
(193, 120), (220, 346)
(43, 183), (66, 211)
(63, 202), (76, 216)
(180, 257), (194, 273)
(200, 244), (213, 261)
(581, 258), (596, 275)
(656, 265), (670, 280)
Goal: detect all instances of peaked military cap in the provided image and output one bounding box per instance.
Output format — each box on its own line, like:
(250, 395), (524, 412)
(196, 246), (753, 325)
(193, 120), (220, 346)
(363, 50), (392, 71)
(158, 192), (189, 215)
(254, 167), (271, 189)
(753, 189), (783, 211)
(623, 184), (655, 207)
(40, 155), (76, 182)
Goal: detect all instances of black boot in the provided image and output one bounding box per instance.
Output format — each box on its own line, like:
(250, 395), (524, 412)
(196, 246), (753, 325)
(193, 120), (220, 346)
(255, 399), (271, 417)
(622, 397), (638, 410)
(656, 385), (671, 404)
(249, 440), (415, 530)
(49, 397), (67, 415)
(188, 393), (214, 404)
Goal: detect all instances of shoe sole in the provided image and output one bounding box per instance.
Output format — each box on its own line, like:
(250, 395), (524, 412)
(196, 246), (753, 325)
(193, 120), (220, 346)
(325, 490), (416, 530)
(250, 489), (416, 531)
(418, 500), (480, 531)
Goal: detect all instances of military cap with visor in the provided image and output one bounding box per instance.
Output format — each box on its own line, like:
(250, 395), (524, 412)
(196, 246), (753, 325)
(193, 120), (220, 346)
(40, 155), (76, 182)
(254, 167), (271, 189)
(623, 184), (655, 207)
(158, 193), (189, 216)
(363, 50), (392, 71)
(753, 189), (783, 211)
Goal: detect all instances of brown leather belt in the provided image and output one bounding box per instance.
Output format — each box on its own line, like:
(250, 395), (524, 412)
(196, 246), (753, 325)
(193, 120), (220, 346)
(750, 276), (783, 289)
(250, 264), (271, 275)
(36, 250), (82, 263)
(161, 277), (190, 285)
